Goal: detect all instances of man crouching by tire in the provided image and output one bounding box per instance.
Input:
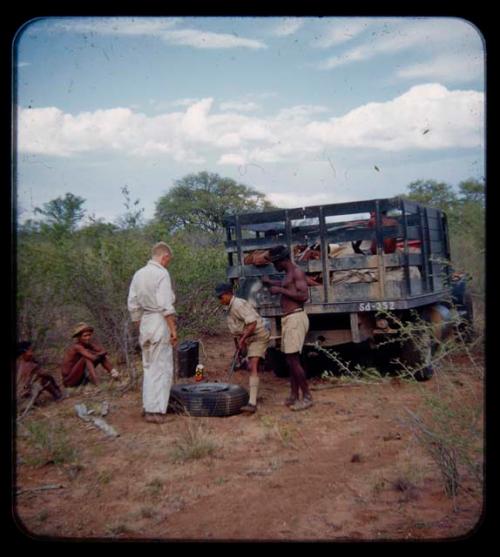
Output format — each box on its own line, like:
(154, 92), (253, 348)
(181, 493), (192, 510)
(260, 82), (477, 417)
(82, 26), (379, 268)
(128, 242), (178, 424)
(215, 283), (270, 414)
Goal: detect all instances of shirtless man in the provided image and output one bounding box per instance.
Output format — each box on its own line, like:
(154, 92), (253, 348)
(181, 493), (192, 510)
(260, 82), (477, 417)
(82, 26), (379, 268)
(61, 323), (120, 387)
(17, 341), (63, 403)
(262, 245), (313, 411)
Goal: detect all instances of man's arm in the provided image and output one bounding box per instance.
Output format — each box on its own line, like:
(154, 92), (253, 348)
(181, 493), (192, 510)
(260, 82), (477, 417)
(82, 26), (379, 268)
(127, 273), (144, 323)
(165, 314), (178, 346)
(74, 344), (102, 361)
(270, 269), (309, 303)
(261, 275), (282, 287)
(237, 321), (257, 351)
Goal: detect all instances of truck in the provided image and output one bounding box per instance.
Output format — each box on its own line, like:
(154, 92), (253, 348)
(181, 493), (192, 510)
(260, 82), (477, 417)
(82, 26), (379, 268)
(223, 197), (473, 381)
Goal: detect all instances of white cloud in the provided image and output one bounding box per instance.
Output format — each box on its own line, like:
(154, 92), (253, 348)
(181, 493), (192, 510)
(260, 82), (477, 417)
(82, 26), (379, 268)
(266, 192), (334, 208)
(218, 153), (247, 166)
(50, 17), (180, 36)
(311, 19), (370, 48)
(161, 29), (266, 49)
(219, 101), (260, 112)
(306, 84), (484, 151)
(272, 18), (304, 37)
(171, 98), (201, 107)
(17, 84), (484, 165)
(317, 18), (482, 70)
(47, 17), (266, 50)
(397, 53), (483, 83)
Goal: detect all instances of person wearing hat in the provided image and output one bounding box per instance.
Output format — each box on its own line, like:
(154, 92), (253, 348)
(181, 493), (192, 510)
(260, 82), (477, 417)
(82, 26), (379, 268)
(128, 241), (178, 424)
(61, 323), (120, 387)
(215, 282), (270, 414)
(16, 340), (63, 403)
(262, 245), (313, 411)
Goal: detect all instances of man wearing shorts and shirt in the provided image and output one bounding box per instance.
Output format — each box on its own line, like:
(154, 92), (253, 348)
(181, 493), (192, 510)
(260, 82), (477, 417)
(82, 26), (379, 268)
(262, 246), (313, 411)
(215, 283), (270, 414)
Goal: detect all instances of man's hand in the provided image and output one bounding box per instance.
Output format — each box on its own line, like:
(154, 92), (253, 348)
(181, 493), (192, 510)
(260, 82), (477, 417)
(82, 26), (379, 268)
(238, 337), (247, 352)
(170, 331), (178, 347)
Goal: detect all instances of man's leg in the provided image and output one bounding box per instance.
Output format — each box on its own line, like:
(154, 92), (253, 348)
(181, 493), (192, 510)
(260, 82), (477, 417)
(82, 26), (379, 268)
(39, 374), (63, 400)
(240, 357), (259, 413)
(142, 339), (172, 420)
(287, 353), (313, 410)
(62, 358), (87, 387)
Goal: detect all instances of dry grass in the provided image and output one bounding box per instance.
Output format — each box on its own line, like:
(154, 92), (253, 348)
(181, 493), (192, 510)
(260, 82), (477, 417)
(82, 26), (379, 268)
(170, 417), (218, 463)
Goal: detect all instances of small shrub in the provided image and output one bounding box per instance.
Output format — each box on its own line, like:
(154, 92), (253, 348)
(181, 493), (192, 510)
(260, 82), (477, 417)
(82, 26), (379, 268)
(21, 420), (79, 467)
(171, 419), (218, 463)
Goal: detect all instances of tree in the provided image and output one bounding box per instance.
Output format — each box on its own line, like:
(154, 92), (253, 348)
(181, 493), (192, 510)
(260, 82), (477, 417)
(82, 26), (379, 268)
(458, 178), (485, 207)
(34, 192), (86, 235)
(115, 186), (145, 230)
(155, 171), (275, 233)
(403, 180), (458, 213)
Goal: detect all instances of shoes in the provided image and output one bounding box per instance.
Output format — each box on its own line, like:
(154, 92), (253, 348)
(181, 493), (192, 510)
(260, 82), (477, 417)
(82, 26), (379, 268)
(290, 398), (313, 412)
(284, 396), (298, 407)
(144, 412), (168, 424)
(240, 403), (257, 414)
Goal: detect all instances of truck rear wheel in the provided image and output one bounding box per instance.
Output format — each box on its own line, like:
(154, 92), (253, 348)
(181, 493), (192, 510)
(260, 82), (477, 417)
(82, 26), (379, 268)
(398, 303), (455, 381)
(400, 334), (434, 381)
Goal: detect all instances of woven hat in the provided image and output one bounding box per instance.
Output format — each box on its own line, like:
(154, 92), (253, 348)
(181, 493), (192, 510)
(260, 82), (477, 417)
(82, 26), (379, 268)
(268, 245), (290, 262)
(72, 322), (94, 338)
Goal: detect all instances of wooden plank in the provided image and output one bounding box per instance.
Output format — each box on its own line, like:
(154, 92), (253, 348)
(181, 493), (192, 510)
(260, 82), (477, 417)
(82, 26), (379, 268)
(319, 206), (329, 303)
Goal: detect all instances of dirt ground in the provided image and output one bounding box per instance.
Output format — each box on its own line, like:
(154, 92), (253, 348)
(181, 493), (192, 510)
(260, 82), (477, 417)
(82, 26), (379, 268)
(13, 334), (484, 542)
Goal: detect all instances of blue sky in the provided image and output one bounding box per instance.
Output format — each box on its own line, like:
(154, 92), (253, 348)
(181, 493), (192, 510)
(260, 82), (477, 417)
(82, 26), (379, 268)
(14, 16), (485, 224)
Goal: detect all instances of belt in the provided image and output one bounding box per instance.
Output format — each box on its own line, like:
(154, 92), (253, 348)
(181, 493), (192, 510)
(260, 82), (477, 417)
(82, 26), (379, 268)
(283, 308), (304, 317)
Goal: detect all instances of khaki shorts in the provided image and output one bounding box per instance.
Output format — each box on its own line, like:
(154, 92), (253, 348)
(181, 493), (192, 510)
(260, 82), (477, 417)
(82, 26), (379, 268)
(281, 311), (309, 354)
(246, 330), (271, 359)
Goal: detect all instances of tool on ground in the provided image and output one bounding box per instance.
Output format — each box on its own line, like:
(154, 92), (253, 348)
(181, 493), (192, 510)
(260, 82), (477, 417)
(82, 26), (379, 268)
(227, 348), (241, 381)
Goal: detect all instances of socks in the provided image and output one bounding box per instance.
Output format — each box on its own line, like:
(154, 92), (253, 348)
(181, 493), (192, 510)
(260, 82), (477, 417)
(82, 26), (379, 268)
(249, 376), (259, 406)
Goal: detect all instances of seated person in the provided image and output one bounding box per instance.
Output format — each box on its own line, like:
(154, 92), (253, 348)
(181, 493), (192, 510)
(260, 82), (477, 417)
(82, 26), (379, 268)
(16, 341), (63, 402)
(61, 323), (120, 387)
(367, 210), (398, 255)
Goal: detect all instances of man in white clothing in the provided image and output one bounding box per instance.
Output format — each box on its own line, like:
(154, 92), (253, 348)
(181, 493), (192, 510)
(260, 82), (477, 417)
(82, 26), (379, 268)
(128, 242), (178, 424)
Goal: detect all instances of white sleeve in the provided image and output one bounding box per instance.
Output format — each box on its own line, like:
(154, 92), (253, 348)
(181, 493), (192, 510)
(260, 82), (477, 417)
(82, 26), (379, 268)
(157, 270), (176, 317)
(127, 273), (143, 322)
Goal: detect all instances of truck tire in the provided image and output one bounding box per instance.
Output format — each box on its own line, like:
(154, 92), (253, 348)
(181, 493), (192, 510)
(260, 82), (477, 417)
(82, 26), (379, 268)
(168, 383), (249, 417)
(400, 335), (434, 381)
(459, 291), (475, 342)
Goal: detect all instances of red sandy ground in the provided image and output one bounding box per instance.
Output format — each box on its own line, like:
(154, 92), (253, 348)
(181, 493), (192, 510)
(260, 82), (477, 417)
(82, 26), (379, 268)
(14, 334), (484, 542)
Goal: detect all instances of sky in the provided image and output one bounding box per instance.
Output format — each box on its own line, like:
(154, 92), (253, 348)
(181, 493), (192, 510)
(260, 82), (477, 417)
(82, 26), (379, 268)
(14, 16), (485, 225)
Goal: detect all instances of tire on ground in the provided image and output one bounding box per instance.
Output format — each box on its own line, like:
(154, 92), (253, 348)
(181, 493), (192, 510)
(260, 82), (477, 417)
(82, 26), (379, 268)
(168, 382), (249, 417)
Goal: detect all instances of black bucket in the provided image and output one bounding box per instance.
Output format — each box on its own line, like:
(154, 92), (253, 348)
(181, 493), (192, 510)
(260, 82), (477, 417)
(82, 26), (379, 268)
(176, 340), (199, 378)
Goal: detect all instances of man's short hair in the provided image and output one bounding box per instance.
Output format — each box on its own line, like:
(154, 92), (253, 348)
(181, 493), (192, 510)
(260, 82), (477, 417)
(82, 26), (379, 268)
(152, 241), (173, 258)
(268, 245), (290, 263)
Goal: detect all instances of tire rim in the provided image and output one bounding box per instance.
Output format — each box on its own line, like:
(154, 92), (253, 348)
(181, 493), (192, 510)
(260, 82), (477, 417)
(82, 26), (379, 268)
(178, 383), (231, 393)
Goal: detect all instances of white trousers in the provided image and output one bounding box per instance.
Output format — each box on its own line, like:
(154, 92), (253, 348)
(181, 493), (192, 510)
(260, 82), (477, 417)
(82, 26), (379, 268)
(139, 313), (173, 414)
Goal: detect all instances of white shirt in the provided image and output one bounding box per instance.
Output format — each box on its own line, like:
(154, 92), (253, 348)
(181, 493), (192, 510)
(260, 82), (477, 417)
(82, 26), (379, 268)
(127, 260), (176, 322)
